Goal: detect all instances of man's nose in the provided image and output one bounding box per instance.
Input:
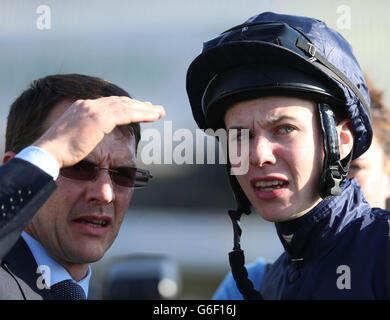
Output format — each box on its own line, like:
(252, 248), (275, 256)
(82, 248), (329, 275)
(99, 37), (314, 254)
(85, 170), (115, 205)
(249, 135), (277, 167)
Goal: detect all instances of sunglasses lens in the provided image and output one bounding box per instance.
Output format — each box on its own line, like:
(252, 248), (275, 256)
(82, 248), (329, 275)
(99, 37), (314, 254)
(112, 167), (136, 187)
(60, 161), (151, 188)
(112, 167), (151, 188)
(60, 161), (97, 180)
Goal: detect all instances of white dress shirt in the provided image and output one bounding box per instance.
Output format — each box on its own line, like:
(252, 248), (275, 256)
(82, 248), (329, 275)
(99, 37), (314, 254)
(15, 146), (60, 180)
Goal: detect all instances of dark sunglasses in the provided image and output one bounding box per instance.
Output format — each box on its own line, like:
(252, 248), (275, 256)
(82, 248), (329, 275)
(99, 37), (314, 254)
(59, 160), (152, 188)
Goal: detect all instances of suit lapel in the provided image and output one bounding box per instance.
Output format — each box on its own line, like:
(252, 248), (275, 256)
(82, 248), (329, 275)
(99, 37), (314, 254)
(3, 237), (54, 299)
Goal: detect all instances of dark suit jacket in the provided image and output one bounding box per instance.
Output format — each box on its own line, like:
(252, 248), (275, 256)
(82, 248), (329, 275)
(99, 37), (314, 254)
(0, 158), (56, 261)
(0, 157), (57, 299)
(0, 237), (55, 299)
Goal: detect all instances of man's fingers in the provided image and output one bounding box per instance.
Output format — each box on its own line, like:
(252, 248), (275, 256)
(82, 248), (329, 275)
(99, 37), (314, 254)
(119, 97), (165, 116)
(113, 97), (166, 123)
(116, 108), (162, 125)
(76, 96), (165, 125)
(127, 103), (165, 117)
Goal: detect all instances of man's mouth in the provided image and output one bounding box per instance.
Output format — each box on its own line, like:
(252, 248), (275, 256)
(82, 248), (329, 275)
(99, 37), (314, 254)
(73, 217), (111, 228)
(253, 180), (289, 191)
(250, 177), (290, 200)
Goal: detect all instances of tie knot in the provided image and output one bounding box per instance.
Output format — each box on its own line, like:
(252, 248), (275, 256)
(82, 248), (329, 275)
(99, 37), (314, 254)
(51, 279), (86, 300)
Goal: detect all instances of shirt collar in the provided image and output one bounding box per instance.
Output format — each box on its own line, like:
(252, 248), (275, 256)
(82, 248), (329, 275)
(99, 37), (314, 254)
(21, 232), (91, 298)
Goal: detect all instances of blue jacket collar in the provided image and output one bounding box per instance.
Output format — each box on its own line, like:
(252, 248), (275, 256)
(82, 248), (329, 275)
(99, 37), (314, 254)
(274, 178), (370, 261)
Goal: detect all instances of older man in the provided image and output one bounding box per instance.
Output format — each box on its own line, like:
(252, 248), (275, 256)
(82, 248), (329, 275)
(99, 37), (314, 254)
(0, 74), (165, 299)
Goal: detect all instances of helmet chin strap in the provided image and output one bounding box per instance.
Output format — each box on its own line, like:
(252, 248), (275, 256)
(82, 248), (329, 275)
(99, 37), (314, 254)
(228, 208), (264, 300)
(225, 103), (351, 300)
(317, 103), (352, 199)
(226, 165), (264, 300)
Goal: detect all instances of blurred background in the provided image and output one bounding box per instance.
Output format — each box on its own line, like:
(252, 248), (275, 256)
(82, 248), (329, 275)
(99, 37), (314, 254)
(1, 0), (389, 299)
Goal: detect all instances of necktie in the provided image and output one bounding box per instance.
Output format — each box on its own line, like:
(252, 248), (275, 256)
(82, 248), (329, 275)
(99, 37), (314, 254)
(50, 279), (87, 300)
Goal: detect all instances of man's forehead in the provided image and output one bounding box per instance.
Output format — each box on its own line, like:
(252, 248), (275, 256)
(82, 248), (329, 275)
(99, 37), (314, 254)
(262, 105), (314, 119)
(229, 96), (315, 113)
(91, 127), (136, 159)
(85, 130), (136, 166)
(226, 99), (316, 126)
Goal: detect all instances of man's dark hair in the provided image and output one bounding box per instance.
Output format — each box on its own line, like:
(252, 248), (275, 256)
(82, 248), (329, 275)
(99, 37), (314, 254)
(5, 73), (141, 153)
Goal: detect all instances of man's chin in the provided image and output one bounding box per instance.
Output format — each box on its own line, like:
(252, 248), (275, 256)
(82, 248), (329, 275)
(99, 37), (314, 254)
(67, 243), (109, 264)
(252, 199), (294, 222)
(259, 212), (293, 222)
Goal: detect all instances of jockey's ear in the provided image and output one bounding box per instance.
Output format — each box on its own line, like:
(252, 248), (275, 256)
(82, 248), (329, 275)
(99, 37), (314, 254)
(337, 118), (353, 161)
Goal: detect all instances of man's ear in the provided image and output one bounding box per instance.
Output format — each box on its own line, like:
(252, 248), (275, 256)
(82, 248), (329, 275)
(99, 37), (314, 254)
(3, 151), (17, 164)
(337, 118), (354, 161)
